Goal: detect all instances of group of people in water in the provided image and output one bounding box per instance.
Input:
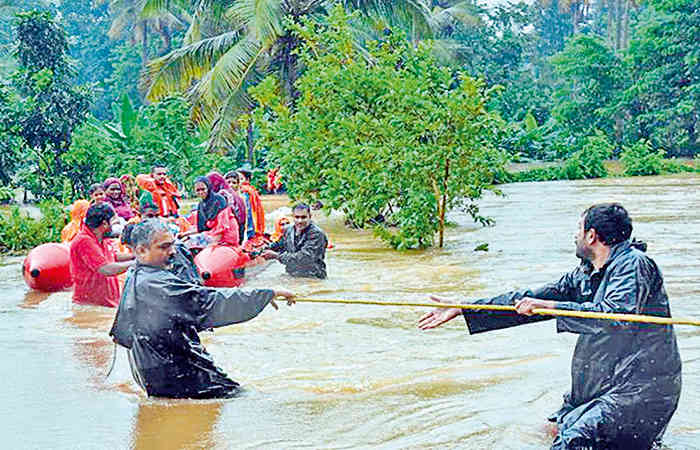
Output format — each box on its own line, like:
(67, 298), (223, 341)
(59, 174), (682, 450)
(62, 164), (328, 308)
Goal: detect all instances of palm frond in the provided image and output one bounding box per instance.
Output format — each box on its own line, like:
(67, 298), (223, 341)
(430, 1), (482, 29)
(207, 87), (257, 151)
(143, 30), (242, 101)
(226, 0), (285, 42)
(206, 33), (267, 102)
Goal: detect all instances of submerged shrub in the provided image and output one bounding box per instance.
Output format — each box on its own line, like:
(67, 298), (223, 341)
(0, 200), (65, 253)
(620, 140), (665, 176)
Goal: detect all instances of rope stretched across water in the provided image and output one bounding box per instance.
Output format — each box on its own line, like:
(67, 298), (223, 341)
(282, 297), (700, 327)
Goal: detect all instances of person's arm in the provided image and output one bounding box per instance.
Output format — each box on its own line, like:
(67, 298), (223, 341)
(418, 269), (582, 332)
(135, 174), (156, 191)
(184, 283), (295, 330)
(98, 260), (135, 276)
(115, 253), (134, 262)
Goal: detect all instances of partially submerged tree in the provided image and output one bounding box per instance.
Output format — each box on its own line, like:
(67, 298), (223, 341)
(252, 6), (505, 249)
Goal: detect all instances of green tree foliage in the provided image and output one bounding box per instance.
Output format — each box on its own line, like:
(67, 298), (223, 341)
(619, 0), (699, 156)
(1, 11), (92, 199)
(252, 7), (505, 249)
(63, 95), (233, 196)
(60, 0), (118, 119)
(550, 34), (627, 139)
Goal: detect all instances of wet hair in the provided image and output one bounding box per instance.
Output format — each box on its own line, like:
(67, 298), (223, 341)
(84, 203), (115, 229)
(583, 203), (632, 246)
(292, 203), (311, 214)
(131, 219), (170, 248)
(88, 183), (104, 196)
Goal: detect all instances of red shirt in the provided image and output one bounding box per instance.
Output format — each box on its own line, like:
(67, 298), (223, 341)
(69, 226), (121, 307)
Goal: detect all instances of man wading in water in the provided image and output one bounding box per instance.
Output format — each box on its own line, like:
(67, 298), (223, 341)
(419, 203), (681, 449)
(110, 219), (295, 399)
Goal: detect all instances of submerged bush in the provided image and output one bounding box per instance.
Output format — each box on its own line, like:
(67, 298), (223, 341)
(620, 140), (665, 176)
(0, 200), (65, 253)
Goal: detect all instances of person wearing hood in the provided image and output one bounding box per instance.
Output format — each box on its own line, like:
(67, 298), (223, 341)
(104, 177), (137, 221)
(189, 176), (240, 247)
(61, 199), (90, 243)
(418, 203), (681, 450)
(109, 219), (295, 399)
(208, 171), (246, 244)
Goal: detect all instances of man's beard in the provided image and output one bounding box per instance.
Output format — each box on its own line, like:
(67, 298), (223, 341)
(575, 241), (592, 262)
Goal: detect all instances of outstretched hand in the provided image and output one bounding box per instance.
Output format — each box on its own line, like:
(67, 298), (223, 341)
(270, 288), (296, 310)
(418, 295), (463, 330)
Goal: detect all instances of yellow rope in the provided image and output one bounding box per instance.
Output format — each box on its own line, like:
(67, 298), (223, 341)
(286, 297), (700, 327)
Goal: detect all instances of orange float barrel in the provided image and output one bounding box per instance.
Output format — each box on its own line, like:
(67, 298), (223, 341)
(23, 243), (73, 292)
(194, 245), (251, 288)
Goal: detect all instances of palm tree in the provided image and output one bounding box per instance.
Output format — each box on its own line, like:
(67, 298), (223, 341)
(104, 0), (190, 64)
(142, 0), (436, 153)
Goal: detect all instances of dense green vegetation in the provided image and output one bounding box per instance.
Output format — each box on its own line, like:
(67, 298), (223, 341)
(0, 0), (698, 249)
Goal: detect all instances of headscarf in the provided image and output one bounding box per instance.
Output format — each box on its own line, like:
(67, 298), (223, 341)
(61, 199), (90, 242)
(195, 176), (228, 232)
(103, 177), (136, 220)
(206, 171), (231, 194)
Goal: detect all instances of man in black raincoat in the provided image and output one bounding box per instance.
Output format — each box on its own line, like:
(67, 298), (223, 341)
(419, 203), (681, 449)
(262, 203), (328, 279)
(110, 219), (295, 399)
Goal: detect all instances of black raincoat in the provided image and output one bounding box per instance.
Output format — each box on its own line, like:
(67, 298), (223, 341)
(170, 241), (201, 284)
(109, 263), (274, 399)
(269, 222), (328, 279)
(462, 241), (681, 449)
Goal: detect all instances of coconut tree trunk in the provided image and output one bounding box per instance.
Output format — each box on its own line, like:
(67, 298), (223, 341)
(621, 0), (630, 50)
(606, 0), (614, 48)
(615, 0), (623, 51)
(246, 119), (254, 165)
(141, 21), (149, 64)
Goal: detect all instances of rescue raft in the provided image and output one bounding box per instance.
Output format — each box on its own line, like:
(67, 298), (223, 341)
(23, 243), (73, 292)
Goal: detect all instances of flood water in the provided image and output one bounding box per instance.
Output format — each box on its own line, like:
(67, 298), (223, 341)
(1, 175), (699, 449)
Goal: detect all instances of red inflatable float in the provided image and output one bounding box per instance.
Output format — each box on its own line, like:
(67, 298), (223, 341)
(194, 234), (271, 288)
(23, 243), (73, 292)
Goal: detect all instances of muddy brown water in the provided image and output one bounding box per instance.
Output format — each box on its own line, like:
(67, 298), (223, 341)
(1, 176), (699, 449)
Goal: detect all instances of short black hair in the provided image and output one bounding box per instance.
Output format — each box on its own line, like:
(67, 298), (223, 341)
(87, 183), (104, 195)
(583, 203), (632, 246)
(85, 203), (115, 229)
(292, 203), (311, 214)
(121, 222), (136, 247)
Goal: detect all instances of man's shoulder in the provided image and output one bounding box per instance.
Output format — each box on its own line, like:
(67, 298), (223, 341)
(610, 245), (657, 274)
(70, 229), (95, 251)
(309, 222), (327, 237)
